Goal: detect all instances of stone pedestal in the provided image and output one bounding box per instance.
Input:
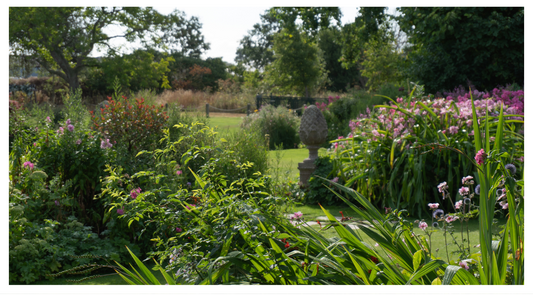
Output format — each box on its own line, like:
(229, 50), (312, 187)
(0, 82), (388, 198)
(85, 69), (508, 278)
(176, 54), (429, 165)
(298, 106), (328, 187)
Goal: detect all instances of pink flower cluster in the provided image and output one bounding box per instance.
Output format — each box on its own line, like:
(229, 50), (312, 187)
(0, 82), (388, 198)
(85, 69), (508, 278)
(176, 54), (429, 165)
(101, 139), (113, 149)
(130, 188), (142, 199)
(290, 211), (303, 220)
(23, 161), (34, 170)
(475, 149), (487, 165)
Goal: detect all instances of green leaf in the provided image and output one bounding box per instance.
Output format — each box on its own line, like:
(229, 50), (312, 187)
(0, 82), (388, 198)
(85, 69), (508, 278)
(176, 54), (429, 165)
(412, 250), (423, 271)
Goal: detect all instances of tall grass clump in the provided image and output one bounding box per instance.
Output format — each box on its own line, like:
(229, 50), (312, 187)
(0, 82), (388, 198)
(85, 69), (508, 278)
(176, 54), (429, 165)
(241, 105), (300, 150)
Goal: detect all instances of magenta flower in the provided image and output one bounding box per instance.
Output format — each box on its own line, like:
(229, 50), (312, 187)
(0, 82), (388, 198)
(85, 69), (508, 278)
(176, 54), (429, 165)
(176, 227), (183, 233)
(176, 170), (182, 176)
(76, 139), (82, 145)
(475, 149), (487, 165)
(57, 127), (64, 135)
(66, 119), (71, 125)
(185, 204), (196, 210)
(117, 208), (124, 215)
(419, 221), (428, 231)
(23, 161), (34, 170)
(46, 116), (51, 122)
(458, 187), (469, 196)
(428, 203), (439, 209)
(67, 124), (74, 132)
(455, 200), (463, 209)
(330, 177), (339, 183)
(55, 200), (60, 206)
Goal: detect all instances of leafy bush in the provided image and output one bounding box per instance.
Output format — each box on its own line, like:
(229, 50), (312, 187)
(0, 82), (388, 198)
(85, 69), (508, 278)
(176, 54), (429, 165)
(305, 155), (345, 205)
(31, 116), (109, 228)
(90, 95), (168, 156)
(241, 105), (300, 149)
(9, 202), (132, 284)
(330, 85), (524, 217)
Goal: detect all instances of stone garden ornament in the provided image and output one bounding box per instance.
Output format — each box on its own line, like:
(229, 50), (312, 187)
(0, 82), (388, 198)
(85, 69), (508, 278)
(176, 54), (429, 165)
(298, 105), (328, 187)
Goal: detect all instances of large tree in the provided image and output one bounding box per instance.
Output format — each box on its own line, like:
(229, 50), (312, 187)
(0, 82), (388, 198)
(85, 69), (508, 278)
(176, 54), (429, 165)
(264, 27), (327, 97)
(397, 7), (524, 93)
(9, 7), (209, 90)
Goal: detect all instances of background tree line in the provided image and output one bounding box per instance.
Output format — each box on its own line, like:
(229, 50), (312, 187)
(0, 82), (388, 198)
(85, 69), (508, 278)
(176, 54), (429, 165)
(10, 7), (523, 101)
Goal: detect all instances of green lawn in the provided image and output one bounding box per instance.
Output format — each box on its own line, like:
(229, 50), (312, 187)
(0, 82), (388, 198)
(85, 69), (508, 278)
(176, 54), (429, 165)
(306, 218), (498, 264)
(29, 261), (167, 285)
(207, 116), (244, 135)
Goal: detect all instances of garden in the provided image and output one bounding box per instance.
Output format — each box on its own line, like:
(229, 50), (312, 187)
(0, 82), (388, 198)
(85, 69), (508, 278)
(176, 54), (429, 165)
(9, 81), (524, 286)
(8, 6), (524, 288)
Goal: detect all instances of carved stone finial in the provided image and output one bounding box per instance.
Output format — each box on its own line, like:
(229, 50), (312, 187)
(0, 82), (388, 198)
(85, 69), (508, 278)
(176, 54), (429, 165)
(298, 105), (328, 187)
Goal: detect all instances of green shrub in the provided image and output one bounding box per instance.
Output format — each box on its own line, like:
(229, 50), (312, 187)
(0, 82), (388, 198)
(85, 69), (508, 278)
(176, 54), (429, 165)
(9, 202), (132, 284)
(241, 105), (300, 149)
(305, 155), (345, 206)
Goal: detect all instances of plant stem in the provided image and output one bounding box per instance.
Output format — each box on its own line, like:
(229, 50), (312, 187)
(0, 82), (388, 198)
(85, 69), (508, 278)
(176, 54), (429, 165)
(444, 224), (450, 263)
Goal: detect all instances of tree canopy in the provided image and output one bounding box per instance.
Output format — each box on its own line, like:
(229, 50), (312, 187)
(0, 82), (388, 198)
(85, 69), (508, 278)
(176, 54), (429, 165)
(397, 7), (524, 92)
(9, 7), (210, 90)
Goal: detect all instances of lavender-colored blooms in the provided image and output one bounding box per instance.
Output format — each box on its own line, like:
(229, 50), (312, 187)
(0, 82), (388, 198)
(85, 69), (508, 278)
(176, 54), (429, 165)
(67, 124), (74, 132)
(505, 163), (517, 175)
(117, 208), (124, 215)
(66, 119), (71, 125)
(449, 126), (459, 134)
(433, 209), (444, 220)
(76, 139), (82, 145)
(475, 185), (481, 195)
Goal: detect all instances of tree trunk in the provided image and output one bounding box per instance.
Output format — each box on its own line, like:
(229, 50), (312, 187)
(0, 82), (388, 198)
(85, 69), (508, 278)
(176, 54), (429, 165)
(49, 49), (81, 91)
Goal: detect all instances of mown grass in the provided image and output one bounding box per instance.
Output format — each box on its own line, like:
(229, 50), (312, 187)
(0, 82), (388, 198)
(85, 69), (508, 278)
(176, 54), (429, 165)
(207, 116), (244, 136)
(29, 261), (167, 285)
(307, 218), (494, 262)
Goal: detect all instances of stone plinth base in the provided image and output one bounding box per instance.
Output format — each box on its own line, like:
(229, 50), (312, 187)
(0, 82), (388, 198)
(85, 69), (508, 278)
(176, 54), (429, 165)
(298, 158), (316, 187)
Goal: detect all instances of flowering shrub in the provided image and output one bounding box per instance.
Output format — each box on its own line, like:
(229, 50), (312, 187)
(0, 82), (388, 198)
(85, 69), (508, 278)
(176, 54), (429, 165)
(241, 105), (300, 149)
(90, 96), (168, 156)
(329, 85), (524, 217)
(30, 116), (110, 228)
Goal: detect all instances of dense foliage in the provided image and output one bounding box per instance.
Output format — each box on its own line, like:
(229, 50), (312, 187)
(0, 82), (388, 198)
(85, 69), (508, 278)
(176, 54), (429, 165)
(325, 85), (524, 217)
(397, 7), (524, 93)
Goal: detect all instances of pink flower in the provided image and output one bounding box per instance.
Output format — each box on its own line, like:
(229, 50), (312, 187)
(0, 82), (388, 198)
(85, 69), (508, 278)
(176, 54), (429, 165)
(185, 204), (196, 210)
(101, 139), (113, 149)
(67, 124), (74, 132)
(446, 215), (458, 223)
(130, 188), (141, 199)
(475, 149), (487, 165)
(176, 227), (183, 233)
(462, 176), (474, 185)
(33, 142), (37, 147)
(437, 182), (448, 193)
(292, 211), (303, 220)
(66, 119), (71, 125)
(331, 177), (339, 183)
(455, 200), (463, 209)
(46, 116), (52, 122)
(176, 170), (183, 176)
(23, 161), (34, 170)
(459, 260), (469, 270)
(458, 187), (469, 196)
(55, 200), (60, 206)
(397, 97), (403, 103)
(428, 203), (439, 209)
(57, 127), (64, 135)
(76, 139), (82, 145)
(419, 221), (428, 231)
(449, 126), (459, 134)
(117, 208), (124, 215)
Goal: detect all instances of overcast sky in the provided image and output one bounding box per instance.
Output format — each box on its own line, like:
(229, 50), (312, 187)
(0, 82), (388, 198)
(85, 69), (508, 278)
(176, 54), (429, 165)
(98, 6), (367, 64)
